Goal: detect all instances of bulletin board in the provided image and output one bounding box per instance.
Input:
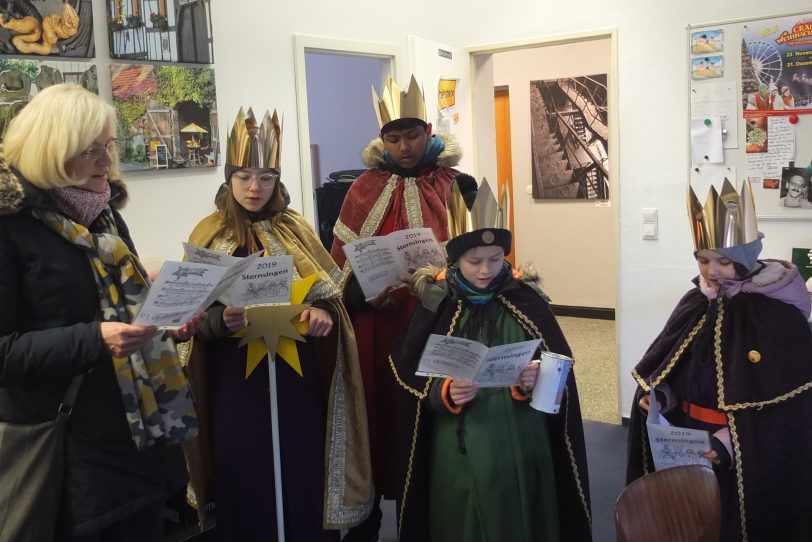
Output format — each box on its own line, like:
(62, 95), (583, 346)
(688, 10), (812, 221)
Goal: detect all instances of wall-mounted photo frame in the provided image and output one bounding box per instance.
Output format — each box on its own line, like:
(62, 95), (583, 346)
(0, 0), (94, 58)
(0, 59), (97, 140)
(691, 55), (724, 80)
(779, 167), (812, 210)
(106, 0), (213, 63)
(110, 63), (218, 171)
(690, 29), (724, 54)
(529, 74), (609, 200)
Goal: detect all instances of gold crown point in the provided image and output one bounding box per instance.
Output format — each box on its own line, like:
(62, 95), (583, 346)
(471, 178), (497, 228)
(371, 85), (385, 128)
(687, 187), (704, 249)
(498, 183), (511, 230)
(245, 107), (257, 126)
(404, 75), (426, 122)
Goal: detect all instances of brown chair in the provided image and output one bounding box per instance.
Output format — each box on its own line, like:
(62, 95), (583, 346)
(615, 465), (720, 542)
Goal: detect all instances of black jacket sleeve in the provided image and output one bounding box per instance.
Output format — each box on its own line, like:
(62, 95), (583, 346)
(0, 325), (104, 385)
(0, 217), (110, 387)
(0, 232), (104, 384)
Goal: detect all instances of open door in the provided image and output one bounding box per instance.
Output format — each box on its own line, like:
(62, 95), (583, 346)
(293, 36), (401, 224)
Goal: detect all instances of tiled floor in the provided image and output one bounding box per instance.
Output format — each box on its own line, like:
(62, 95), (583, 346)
(558, 316), (620, 424)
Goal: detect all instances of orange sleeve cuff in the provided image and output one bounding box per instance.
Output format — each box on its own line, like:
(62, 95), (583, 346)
(442, 379), (463, 414)
(511, 386), (531, 401)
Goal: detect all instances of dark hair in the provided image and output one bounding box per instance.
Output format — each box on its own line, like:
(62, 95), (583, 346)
(380, 118), (428, 135)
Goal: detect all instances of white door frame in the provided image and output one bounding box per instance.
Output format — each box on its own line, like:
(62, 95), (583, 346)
(466, 29), (623, 421)
(292, 35), (402, 224)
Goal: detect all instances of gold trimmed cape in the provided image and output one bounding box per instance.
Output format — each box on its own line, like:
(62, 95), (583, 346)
(182, 207), (373, 529)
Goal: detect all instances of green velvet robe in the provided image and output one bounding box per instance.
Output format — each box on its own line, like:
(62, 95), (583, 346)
(391, 270), (592, 542)
(427, 302), (561, 541)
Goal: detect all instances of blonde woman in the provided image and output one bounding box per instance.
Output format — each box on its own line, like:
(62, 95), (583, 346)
(0, 84), (200, 541)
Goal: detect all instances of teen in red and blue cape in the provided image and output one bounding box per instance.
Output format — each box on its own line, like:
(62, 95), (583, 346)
(331, 75), (462, 541)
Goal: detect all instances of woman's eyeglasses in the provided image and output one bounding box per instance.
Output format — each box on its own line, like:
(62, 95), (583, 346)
(234, 172), (279, 187)
(77, 140), (118, 161)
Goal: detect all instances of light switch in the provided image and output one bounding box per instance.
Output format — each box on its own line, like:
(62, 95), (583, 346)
(642, 208), (658, 240)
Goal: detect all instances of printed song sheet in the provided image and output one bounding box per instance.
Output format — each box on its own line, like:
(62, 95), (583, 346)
(134, 251), (261, 328)
(416, 334), (541, 387)
(184, 243), (293, 306)
(646, 385), (712, 471)
(342, 228), (445, 298)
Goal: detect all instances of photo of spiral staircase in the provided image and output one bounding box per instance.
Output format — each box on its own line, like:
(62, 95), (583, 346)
(530, 74), (609, 199)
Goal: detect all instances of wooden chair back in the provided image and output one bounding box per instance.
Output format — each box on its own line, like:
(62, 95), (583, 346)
(615, 465), (721, 542)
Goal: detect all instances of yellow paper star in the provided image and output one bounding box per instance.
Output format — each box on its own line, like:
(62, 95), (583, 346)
(240, 303), (309, 377)
(236, 273), (319, 378)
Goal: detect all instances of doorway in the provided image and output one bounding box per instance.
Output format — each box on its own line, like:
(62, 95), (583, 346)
(472, 33), (621, 424)
(293, 36), (401, 226)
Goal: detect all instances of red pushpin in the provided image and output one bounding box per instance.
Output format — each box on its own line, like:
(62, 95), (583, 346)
(789, 115), (799, 124)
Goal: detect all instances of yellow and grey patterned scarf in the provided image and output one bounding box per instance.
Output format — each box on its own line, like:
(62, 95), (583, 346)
(31, 206), (198, 450)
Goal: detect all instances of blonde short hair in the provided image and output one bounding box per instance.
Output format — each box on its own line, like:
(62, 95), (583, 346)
(3, 84), (120, 189)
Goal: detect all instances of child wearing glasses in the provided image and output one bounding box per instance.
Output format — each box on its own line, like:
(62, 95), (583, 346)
(182, 108), (372, 541)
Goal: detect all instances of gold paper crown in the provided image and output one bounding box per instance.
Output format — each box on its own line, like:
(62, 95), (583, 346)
(447, 177), (511, 239)
(687, 178), (759, 250)
(371, 75), (427, 129)
(226, 107), (281, 169)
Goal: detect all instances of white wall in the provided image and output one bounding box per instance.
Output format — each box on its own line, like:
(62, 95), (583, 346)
(492, 39), (617, 309)
(408, 36), (475, 175)
(97, 0), (812, 416)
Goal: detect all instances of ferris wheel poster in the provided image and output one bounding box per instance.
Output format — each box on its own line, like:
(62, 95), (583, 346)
(741, 15), (812, 117)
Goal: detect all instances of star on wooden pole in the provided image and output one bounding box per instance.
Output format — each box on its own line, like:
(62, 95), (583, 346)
(236, 273), (318, 378)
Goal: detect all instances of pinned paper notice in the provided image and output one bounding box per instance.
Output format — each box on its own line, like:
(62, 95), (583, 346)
(691, 116), (724, 164)
(691, 82), (738, 149)
(745, 116), (795, 179)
